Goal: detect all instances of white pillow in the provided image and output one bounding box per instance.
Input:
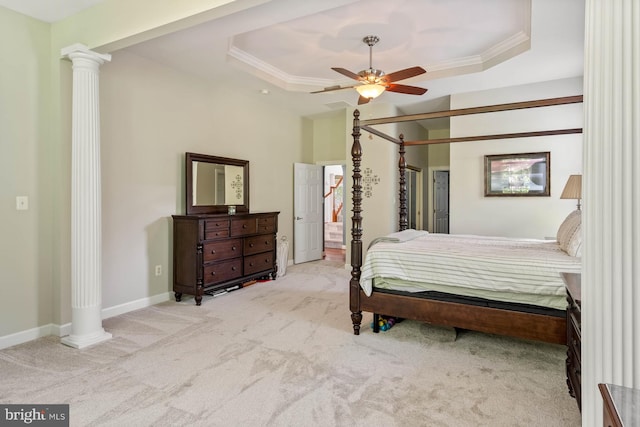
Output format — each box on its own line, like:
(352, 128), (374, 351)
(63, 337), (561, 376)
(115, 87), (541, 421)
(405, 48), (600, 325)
(565, 222), (582, 257)
(557, 210), (581, 251)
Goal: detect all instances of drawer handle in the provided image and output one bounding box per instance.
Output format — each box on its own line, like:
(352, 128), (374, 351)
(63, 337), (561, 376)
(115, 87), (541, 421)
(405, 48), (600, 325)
(210, 272), (215, 276)
(232, 266), (237, 271)
(232, 246), (237, 251)
(250, 243), (254, 247)
(264, 259), (269, 263)
(249, 262), (254, 267)
(243, 224), (248, 229)
(211, 250), (216, 254)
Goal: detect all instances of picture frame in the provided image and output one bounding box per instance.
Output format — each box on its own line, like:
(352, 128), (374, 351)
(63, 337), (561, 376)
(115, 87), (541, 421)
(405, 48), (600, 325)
(484, 152), (550, 197)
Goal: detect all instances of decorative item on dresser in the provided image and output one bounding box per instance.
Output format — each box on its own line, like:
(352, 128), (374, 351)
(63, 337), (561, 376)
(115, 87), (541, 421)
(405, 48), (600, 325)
(562, 271), (582, 411)
(172, 152), (279, 305)
(172, 212), (279, 305)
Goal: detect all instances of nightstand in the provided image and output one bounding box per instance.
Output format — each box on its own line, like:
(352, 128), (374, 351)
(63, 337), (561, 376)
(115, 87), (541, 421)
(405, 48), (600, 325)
(562, 272), (581, 411)
(598, 383), (640, 427)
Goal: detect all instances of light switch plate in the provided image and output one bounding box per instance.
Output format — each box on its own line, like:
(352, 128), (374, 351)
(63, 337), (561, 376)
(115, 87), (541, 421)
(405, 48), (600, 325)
(16, 196), (28, 210)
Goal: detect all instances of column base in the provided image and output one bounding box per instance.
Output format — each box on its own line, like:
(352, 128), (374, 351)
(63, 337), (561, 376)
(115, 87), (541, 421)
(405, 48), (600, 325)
(61, 329), (112, 349)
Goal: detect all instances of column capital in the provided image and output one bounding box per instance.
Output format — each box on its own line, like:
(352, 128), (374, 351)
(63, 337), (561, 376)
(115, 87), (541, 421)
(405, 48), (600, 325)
(61, 43), (112, 64)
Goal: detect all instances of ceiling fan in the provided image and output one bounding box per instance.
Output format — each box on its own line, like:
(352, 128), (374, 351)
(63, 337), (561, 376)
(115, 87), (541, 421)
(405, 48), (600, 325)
(311, 35), (428, 105)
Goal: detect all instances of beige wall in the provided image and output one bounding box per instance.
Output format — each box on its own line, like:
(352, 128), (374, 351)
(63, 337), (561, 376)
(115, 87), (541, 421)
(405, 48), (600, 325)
(99, 50), (306, 309)
(449, 77), (583, 238)
(0, 7), (53, 337)
(311, 112), (346, 163)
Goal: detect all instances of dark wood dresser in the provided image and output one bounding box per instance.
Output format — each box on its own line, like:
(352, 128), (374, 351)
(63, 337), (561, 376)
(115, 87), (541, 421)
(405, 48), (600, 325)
(563, 272), (581, 411)
(172, 212), (279, 305)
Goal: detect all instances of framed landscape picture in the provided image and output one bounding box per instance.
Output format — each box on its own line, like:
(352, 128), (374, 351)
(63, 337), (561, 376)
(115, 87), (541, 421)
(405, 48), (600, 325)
(484, 152), (550, 197)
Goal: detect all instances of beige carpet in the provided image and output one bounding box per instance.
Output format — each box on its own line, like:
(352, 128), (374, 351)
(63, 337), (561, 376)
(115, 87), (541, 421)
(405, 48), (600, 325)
(0, 260), (581, 426)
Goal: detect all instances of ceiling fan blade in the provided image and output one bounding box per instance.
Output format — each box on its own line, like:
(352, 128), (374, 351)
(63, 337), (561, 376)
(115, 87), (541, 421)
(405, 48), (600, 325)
(357, 95), (371, 105)
(386, 83), (428, 95)
(331, 67), (364, 81)
(310, 85), (357, 94)
(382, 66), (426, 83)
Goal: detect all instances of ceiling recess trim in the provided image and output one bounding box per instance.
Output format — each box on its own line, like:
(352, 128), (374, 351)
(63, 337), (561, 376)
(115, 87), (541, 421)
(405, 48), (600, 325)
(226, 4), (532, 93)
(424, 31), (531, 79)
(227, 44), (336, 92)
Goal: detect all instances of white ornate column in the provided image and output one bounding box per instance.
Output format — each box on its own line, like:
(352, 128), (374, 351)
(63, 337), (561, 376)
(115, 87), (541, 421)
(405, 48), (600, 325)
(582, 1), (640, 425)
(60, 44), (112, 349)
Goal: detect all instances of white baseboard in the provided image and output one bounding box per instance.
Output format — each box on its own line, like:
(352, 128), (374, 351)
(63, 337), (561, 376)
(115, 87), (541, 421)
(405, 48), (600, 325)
(0, 324), (56, 350)
(101, 292), (172, 320)
(0, 292), (173, 350)
(52, 322), (72, 338)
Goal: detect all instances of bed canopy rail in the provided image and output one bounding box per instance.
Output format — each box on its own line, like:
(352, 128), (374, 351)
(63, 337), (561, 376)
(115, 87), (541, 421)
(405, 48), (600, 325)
(349, 94), (584, 339)
(359, 95), (583, 126)
(404, 128), (583, 146)
(358, 95), (583, 146)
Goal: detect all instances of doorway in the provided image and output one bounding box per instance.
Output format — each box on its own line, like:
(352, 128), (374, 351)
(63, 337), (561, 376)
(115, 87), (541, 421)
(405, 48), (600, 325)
(405, 166), (423, 230)
(323, 164), (346, 262)
(433, 170), (450, 233)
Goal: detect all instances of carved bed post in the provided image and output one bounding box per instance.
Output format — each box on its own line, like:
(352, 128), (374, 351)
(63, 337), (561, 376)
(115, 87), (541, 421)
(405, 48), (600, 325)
(398, 135), (408, 231)
(350, 110), (363, 335)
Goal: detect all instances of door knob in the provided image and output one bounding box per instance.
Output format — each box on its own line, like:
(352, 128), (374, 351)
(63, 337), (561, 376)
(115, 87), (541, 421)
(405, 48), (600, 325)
(295, 216), (303, 220)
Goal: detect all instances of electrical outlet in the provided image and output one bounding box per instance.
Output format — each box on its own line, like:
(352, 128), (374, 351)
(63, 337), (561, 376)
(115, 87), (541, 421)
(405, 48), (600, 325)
(155, 265), (162, 276)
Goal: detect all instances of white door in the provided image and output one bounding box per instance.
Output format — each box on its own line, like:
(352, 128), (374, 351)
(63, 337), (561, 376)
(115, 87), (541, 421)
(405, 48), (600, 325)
(294, 163), (323, 264)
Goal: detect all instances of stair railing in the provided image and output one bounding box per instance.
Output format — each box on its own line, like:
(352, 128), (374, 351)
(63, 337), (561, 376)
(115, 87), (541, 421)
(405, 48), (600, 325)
(324, 176), (344, 222)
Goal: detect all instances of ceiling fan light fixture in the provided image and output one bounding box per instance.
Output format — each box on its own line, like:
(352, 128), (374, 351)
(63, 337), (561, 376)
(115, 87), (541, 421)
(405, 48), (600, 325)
(356, 83), (385, 99)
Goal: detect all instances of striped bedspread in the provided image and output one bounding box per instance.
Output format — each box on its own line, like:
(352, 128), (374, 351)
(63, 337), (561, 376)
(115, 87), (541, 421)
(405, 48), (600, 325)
(360, 231), (581, 307)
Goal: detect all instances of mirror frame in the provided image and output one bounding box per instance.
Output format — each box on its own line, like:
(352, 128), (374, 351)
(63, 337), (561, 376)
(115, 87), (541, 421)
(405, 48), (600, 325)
(185, 152), (250, 215)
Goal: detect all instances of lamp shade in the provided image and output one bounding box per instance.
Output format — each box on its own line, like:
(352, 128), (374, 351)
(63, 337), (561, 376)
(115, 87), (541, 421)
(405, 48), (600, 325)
(560, 175), (582, 199)
(561, 174), (582, 210)
(355, 83), (385, 99)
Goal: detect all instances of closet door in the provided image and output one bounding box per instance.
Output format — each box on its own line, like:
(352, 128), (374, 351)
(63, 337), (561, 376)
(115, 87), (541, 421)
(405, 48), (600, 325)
(433, 170), (450, 234)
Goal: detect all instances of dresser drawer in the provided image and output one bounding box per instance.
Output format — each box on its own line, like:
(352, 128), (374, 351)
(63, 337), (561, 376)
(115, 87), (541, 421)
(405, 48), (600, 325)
(204, 219), (230, 240)
(203, 239), (242, 262)
(244, 235), (275, 256)
(244, 252), (274, 275)
(257, 216), (277, 234)
(203, 259), (242, 285)
(231, 218), (257, 236)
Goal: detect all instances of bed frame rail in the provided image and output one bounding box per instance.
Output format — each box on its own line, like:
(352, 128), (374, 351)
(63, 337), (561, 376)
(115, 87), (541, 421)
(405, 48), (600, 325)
(356, 289), (566, 344)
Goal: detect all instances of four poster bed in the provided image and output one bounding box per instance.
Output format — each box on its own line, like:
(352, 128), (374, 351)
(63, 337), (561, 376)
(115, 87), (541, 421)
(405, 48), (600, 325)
(349, 96), (584, 345)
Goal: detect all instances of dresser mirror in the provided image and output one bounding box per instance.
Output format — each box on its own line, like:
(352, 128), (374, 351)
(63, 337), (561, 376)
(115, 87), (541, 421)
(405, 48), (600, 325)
(185, 152), (249, 215)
